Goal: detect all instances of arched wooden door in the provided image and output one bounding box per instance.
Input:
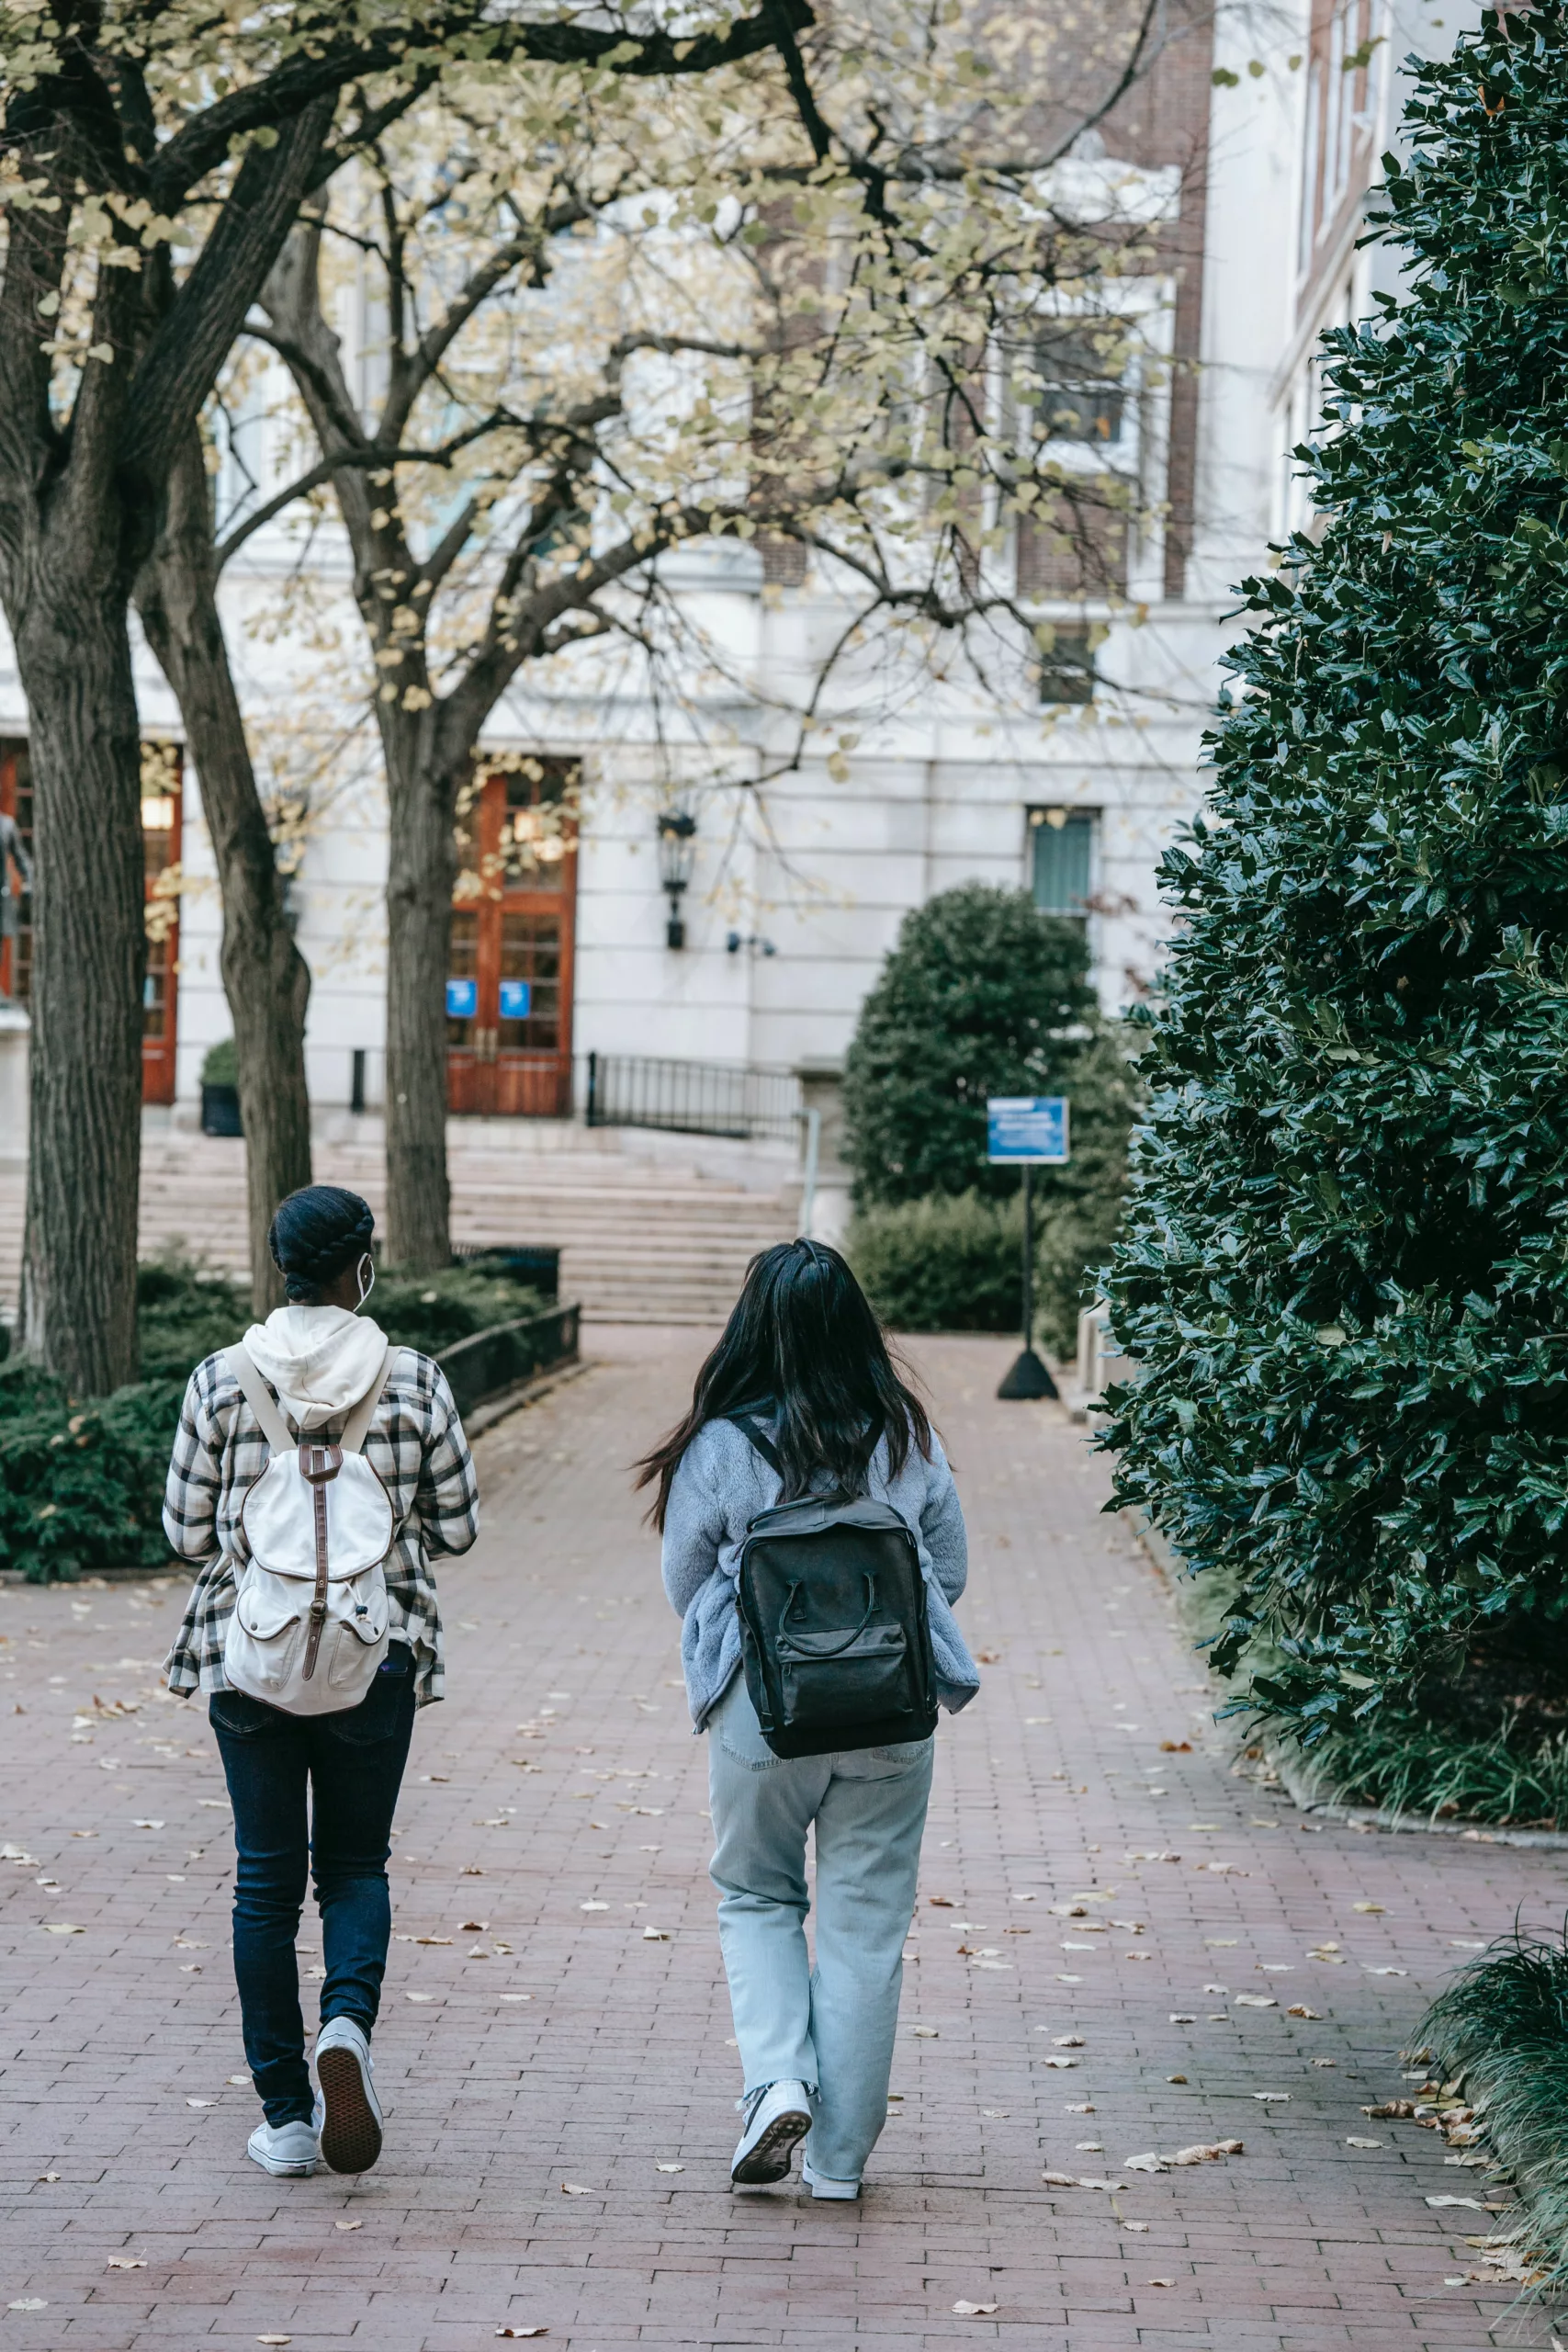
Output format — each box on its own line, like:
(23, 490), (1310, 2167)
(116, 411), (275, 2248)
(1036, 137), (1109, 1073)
(0, 739), (181, 1104)
(446, 759), (578, 1117)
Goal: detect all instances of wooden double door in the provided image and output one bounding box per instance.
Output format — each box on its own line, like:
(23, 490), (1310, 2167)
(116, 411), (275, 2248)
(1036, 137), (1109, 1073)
(0, 739), (181, 1106)
(446, 762), (578, 1117)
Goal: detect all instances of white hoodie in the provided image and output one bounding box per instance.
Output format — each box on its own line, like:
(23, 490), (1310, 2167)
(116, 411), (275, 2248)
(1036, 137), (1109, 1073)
(242, 1305), (389, 1432)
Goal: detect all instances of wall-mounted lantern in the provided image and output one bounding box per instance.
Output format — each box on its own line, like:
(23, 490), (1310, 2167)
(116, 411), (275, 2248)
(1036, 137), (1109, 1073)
(656, 807), (698, 949)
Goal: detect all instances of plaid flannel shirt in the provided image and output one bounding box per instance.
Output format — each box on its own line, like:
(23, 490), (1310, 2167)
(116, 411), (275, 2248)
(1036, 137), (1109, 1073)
(162, 1346), (479, 1708)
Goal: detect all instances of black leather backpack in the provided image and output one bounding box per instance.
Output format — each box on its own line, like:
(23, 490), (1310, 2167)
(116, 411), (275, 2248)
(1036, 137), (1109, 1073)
(728, 1413), (938, 1759)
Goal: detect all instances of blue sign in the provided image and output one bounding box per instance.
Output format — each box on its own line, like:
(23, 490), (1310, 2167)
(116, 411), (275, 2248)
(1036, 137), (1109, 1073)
(446, 978), (477, 1020)
(498, 978), (531, 1021)
(987, 1095), (1069, 1165)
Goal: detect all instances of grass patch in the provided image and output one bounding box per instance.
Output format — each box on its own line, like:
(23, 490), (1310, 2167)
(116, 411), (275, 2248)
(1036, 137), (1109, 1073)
(1421, 1932), (1568, 2295)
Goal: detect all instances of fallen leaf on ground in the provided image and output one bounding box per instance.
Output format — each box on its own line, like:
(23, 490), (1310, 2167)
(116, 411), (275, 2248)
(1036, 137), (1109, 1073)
(256, 2338), (291, 2346)
(1364, 2101), (1415, 2119)
(1039, 2056), (1078, 2069)
(1234, 1996), (1277, 2009)
(1352, 1902), (1386, 1915)
(1427, 2195), (1484, 2210)
(1122, 2220), (1149, 2232)
(952, 2303), (998, 2317)
(1286, 2005), (1323, 2019)
(1053, 2034), (1084, 2047)
(186, 2098), (213, 2109)
(1251, 2093), (1290, 2103)
(927, 1894), (953, 1906)
(1168, 2013), (1198, 2024)
(560, 2183), (592, 2196)
(106, 2257), (146, 2269)
(1125, 2154), (1163, 2173)
(580, 1902), (608, 1913)
(495, 2332), (548, 2341)
(912, 2027), (939, 2038)
(131, 1819), (164, 1829)
(642, 1927), (670, 1941)
(1346, 2137), (1382, 2149)
(42, 1923), (83, 1936)
(405, 1993), (435, 2003)
(8, 2301), (47, 2312)
(1169, 2142), (1243, 2165)
(228, 2075), (249, 2087)
(1145, 2278), (1177, 2288)
(335, 2219), (363, 2231)
(1365, 1966), (1408, 1977)
(655, 2163), (684, 2173)
(499, 1994), (531, 2003)
(1042, 2171), (1079, 2187)
(37, 2174), (60, 2184)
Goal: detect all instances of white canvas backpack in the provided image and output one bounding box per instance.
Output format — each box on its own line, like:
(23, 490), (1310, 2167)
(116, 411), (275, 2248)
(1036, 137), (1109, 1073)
(221, 1342), (400, 1716)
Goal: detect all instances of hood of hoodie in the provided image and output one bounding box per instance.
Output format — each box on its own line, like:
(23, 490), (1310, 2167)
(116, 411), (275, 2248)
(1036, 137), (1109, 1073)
(242, 1305), (389, 1433)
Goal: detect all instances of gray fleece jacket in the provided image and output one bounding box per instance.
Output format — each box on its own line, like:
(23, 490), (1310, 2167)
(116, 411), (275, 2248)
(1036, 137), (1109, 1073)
(660, 1415), (981, 1731)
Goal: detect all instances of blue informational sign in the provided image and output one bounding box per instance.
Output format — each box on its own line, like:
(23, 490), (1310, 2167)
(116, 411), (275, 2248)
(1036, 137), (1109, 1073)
(498, 978), (531, 1021)
(986, 1095), (1069, 1165)
(446, 978), (478, 1020)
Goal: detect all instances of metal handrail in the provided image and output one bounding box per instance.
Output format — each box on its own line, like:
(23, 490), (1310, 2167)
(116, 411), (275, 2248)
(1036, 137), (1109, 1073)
(584, 1052), (802, 1144)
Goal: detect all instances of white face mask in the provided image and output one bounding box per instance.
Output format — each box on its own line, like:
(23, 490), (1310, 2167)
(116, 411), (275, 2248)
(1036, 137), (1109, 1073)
(355, 1254), (376, 1310)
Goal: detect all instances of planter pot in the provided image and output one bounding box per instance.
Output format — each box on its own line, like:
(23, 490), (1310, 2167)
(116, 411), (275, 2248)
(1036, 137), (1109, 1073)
(200, 1081), (243, 1137)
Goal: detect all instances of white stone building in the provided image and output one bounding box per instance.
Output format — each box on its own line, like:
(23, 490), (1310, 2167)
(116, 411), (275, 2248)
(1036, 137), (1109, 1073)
(0, 0), (1486, 1302)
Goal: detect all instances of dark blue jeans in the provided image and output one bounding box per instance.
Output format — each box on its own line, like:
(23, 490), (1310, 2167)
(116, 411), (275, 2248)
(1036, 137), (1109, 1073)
(209, 1647), (417, 2125)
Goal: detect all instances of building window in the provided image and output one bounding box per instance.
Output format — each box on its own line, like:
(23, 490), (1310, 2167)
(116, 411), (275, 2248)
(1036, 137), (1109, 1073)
(1030, 808), (1095, 922)
(1038, 627), (1096, 705)
(1032, 321), (1129, 448)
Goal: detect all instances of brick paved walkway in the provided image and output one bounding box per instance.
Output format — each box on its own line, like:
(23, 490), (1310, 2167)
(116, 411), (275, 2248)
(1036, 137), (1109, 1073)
(4, 1327), (1568, 2350)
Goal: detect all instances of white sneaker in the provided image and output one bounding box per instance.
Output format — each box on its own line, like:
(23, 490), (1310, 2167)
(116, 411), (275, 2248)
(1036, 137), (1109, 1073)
(311, 2016), (383, 2175)
(247, 2118), (319, 2177)
(730, 2079), (812, 2187)
(802, 2154), (861, 2200)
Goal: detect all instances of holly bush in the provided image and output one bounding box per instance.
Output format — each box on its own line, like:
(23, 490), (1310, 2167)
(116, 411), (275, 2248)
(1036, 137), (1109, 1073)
(1101, 5), (1568, 1740)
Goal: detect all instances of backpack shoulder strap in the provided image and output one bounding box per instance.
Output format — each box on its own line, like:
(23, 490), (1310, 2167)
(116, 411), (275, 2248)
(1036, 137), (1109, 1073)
(725, 1411), (784, 1479)
(223, 1344), (294, 1456)
(340, 1345), (398, 1457)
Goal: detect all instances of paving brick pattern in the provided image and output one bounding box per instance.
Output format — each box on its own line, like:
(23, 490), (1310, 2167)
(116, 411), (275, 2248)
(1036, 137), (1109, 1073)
(3, 1327), (1567, 2349)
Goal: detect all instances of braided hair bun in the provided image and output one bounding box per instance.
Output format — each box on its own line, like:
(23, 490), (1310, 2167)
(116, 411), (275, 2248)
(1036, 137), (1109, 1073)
(267, 1184), (376, 1305)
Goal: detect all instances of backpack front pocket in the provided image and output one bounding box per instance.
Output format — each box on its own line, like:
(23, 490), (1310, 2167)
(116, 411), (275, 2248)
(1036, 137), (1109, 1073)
(324, 1582), (391, 1690)
(226, 1572), (305, 1698)
(777, 1623), (912, 1726)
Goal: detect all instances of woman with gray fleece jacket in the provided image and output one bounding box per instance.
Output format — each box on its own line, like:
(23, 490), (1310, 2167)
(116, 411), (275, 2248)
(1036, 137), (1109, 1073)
(638, 1238), (979, 2200)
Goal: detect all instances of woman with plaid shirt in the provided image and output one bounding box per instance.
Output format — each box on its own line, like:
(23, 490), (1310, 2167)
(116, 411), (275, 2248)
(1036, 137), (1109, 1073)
(163, 1185), (479, 2180)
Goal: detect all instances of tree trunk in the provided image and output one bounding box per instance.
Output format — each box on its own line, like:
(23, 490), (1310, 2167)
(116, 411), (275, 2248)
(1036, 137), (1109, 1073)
(15, 589), (144, 1394)
(383, 740), (455, 1270)
(135, 430), (312, 1315)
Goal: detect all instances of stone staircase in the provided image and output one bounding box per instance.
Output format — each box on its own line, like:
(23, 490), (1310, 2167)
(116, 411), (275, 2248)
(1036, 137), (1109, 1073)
(0, 1120), (803, 1329)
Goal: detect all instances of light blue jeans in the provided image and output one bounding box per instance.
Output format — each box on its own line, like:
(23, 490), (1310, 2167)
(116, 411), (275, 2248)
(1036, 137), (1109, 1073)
(707, 1674), (935, 2184)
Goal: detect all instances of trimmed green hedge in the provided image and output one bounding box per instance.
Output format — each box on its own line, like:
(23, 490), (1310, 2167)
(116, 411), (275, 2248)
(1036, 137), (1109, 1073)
(0, 1258), (551, 1581)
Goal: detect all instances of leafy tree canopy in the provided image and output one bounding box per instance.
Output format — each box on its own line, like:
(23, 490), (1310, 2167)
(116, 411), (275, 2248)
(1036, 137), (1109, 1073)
(1102, 2), (1568, 1740)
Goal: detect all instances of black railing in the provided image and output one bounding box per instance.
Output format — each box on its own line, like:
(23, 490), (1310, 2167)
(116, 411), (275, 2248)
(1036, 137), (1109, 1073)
(451, 1243), (560, 1301)
(584, 1052), (802, 1143)
(438, 1300), (580, 1419)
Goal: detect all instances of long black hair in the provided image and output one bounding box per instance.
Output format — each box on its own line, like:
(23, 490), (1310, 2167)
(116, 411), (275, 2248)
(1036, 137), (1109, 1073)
(268, 1184), (375, 1305)
(635, 1238), (933, 1531)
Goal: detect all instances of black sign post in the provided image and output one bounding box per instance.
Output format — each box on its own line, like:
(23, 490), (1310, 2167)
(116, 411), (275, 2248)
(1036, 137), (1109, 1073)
(987, 1096), (1068, 1401)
